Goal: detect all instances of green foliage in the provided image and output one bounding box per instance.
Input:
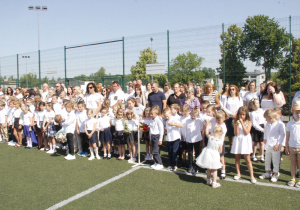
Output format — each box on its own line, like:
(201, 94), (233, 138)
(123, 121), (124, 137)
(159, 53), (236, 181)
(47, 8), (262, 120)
(241, 15), (289, 80)
(90, 67), (106, 78)
(169, 51), (204, 85)
(278, 38), (300, 92)
(130, 47), (158, 80)
(218, 24), (246, 87)
(152, 74), (168, 88)
(291, 83), (300, 92)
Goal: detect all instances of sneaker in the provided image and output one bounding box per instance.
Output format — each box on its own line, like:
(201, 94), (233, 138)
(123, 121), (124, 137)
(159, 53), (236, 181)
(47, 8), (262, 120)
(250, 178), (257, 184)
(153, 164), (163, 170)
(96, 155), (101, 160)
(233, 175), (241, 180)
(8, 141), (17, 146)
(166, 166), (173, 171)
(46, 150), (54, 154)
(220, 173), (226, 180)
(128, 158), (135, 164)
(206, 179), (212, 185)
(88, 156), (95, 161)
(64, 154), (76, 160)
(40, 148), (45, 151)
(252, 157), (258, 162)
(287, 179), (296, 187)
(187, 166), (194, 173)
(81, 152), (88, 157)
(103, 154), (107, 159)
(107, 154), (111, 159)
(150, 163), (157, 169)
(212, 182), (221, 188)
(132, 157), (137, 162)
(271, 174), (279, 182)
(77, 152), (83, 156)
(144, 154), (149, 161)
(260, 156), (265, 163)
(259, 172), (271, 180)
(149, 154), (153, 160)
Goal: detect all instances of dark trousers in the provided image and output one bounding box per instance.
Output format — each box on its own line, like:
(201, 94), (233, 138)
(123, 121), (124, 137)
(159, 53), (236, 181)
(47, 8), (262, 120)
(67, 133), (74, 155)
(9, 125), (16, 142)
(151, 134), (162, 165)
(167, 139), (180, 167)
(187, 141), (201, 167)
(77, 132), (89, 153)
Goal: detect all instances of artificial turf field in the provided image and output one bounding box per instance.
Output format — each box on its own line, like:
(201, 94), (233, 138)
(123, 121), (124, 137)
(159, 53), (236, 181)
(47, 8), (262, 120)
(1, 140), (300, 210)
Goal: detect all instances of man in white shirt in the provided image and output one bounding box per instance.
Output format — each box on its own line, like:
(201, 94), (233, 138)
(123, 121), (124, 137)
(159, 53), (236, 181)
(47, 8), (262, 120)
(125, 85), (135, 102)
(137, 79), (146, 93)
(42, 83), (49, 101)
(109, 81), (125, 108)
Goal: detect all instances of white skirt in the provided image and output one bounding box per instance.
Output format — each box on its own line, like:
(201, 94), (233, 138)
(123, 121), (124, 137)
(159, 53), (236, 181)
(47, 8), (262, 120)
(230, 134), (253, 155)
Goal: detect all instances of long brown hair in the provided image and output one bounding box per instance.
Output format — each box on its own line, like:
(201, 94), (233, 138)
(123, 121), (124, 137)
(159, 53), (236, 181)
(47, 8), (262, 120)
(234, 106), (250, 123)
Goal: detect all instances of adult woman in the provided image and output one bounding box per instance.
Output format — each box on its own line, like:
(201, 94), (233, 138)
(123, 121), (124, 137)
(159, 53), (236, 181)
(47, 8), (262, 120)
(15, 87), (23, 99)
(5, 87), (13, 100)
(67, 86), (74, 99)
(195, 84), (203, 99)
(219, 83), (229, 108)
(200, 82), (221, 109)
(164, 82), (174, 100)
(144, 82), (152, 105)
(134, 86), (146, 107)
(74, 86), (84, 103)
(101, 88), (108, 99)
(223, 85), (243, 149)
(180, 87), (200, 113)
(260, 82), (285, 111)
(180, 84), (187, 97)
(243, 81), (259, 106)
(84, 82), (103, 116)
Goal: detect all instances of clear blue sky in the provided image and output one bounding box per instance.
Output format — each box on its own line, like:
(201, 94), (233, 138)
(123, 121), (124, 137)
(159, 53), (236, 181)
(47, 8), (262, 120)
(1, 0), (299, 57)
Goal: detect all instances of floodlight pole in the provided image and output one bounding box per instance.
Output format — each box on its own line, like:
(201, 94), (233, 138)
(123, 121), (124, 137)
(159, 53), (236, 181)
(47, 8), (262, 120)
(22, 56), (30, 88)
(150, 38), (153, 82)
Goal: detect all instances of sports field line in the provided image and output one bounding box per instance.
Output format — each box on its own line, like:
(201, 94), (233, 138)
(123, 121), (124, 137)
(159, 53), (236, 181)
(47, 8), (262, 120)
(139, 165), (300, 192)
(46, 167), (140, 210)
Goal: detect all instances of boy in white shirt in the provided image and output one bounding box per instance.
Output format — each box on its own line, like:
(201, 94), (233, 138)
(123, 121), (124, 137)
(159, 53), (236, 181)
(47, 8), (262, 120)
(286, 104), (300, 187)
(180, 105), (191, 169)
(0, 102), (8, 143)
(76, 101), (89, 157)
(163, 108), (183, 171)
(259, 109), (285, 182)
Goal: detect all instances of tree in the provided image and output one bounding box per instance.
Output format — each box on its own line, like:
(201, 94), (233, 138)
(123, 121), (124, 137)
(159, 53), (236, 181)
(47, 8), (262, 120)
(278, 38), (300, 92)
(89, 67), (106, 79)
(169, 51), (204, 85)
(218, 24), (246, 87)
(240, 15), (289, 80)
(130, 47), (158, 80)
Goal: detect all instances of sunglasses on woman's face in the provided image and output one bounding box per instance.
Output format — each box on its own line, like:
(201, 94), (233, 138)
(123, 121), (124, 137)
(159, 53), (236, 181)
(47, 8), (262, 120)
(230, 88), (235, 91)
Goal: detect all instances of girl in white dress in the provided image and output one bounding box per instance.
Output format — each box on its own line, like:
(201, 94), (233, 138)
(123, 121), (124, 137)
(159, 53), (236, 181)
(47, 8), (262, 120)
(196, 124), (223, 188)
(231, 106), (256, 184)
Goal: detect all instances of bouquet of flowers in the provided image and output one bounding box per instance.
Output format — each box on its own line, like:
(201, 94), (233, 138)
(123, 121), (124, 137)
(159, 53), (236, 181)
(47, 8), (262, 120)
(124, 120), (131, 134)
(55, 128), (67, 143)
(140, 123), (149, 131)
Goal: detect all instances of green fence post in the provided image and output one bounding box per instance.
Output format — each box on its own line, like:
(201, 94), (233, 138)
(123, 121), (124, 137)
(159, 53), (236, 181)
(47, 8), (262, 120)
(38, 50), (41, 88)
(64, 46), (67, 85)
(122, 37), (125, 90)
(17, 54), (19, 87)
(222, 23), (225, 84)
(289, 16), (292, 120)
(167, 30), (170, 81)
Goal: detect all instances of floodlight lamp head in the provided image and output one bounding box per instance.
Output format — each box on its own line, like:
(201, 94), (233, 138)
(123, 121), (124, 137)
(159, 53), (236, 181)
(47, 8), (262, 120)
(35, 6), (41, 10)
(28, 6), (34, 10)
(42, 6), (47, 11)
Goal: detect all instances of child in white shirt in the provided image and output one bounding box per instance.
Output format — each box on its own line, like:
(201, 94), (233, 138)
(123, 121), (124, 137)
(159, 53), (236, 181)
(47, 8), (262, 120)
(85, 109), (100, 160)
(98, 107), (112, 159)
(76, 101), (89, 157)
(0, 101), (8, 143)
(180, 105), (191, 169)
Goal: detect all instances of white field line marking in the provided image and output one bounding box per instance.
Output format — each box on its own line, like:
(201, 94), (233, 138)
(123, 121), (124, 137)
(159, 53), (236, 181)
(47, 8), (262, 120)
(46, 167), (140, 210)
(139, 166), (300, 192)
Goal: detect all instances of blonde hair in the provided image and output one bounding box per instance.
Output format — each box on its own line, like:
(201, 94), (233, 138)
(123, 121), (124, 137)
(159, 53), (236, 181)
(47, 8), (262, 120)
(87, 109), (94, 115)
(126, 110), (136, 120)
(162, 108), (171, 116)
(190, 109), (198, 117)
(142, 107), (151, 118)
(181, 104), (190, 113)
(206, 104), (216, 117)
(54, 114), (63, 123)
(215, 109), (229, 120)
(170, 104), (180, 112)
(65, 101), (74, 109)
(150, 106), (161, 116)
(213, 125), (224, 135)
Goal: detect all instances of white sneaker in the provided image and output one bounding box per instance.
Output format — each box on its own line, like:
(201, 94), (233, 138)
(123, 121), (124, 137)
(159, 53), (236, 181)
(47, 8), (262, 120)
(128, 158), (135, 164)
(153, 164), (163, 170)
(144, 154), (149, 161)
(132, 157), (137, 162)
(206, 179), (212, 185)
(96, 155), (101, 160)
(88, 156), (95, 161)
(40, 148), (45, 151)
(8, 141), (16, 146)
(259, 172), (271, 179)
(212, 182), (221, 188)
(149, 154), (153, 160)
(64, 154), (76, 160)
(46, 150), (54, 154)
(271, 174), (279, 182)
(150, 163), (157, 168)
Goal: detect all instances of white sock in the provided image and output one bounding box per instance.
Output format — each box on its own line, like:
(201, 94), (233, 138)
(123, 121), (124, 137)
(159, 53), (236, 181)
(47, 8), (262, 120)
(89, 147), (94, 157)
(221, 170), (225, 174)
(28, 137), (32, 147)
(26, 136), (30, 147)
(94, 148), (99, 157)
(50, 144), (53, 151)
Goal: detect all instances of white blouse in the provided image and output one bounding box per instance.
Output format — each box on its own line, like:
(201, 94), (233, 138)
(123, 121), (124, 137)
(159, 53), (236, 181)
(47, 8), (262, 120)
(223, 96), (243, 115)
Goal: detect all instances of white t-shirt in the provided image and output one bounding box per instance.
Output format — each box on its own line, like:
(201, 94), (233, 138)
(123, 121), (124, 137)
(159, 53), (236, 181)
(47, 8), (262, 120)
(0, 108), (8, 124)
(98, 115), (111, 130)
(35, 110), (46, 128)
(286, 119), (300, 148)
(166, 115), (182, 142)
(22, 112), (33, 126)
(133, 105), (145, 116)
(85, 93), (103, 109)
(109, 89), (125, 107)
(44, 110), (55, 122)
(85, 118), (97, 130)
(113, 118), (125, 131)
(42, 91), (48, 101)
(76, 110), (88, 133)
(53, 103), (62, 115)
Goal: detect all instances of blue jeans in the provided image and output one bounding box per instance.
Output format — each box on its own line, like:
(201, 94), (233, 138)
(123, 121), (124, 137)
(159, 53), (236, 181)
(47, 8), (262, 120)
(167, 139), (180, 167)
(151, 134), (162, 165)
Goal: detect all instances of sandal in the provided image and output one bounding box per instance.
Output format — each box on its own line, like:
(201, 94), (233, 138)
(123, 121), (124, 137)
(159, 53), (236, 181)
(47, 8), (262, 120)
(295, 181), (300, 188)
(233, 175), (241, 180)
(287, 179), (296, 187)
(14, 144), (20, 148)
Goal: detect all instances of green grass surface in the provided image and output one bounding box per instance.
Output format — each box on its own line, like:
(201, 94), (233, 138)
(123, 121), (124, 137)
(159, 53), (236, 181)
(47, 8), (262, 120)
(0, 139), (299, 209)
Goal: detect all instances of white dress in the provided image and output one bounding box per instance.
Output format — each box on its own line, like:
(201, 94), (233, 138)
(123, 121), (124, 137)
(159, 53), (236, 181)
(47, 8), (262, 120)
(231, 121), (253, 154)
(196, 136), (222, 169)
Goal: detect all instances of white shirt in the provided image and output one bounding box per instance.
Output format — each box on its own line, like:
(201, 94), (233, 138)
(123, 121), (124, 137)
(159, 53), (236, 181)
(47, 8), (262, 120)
(42, 91), (48, 101)
(44, 110), (55, 122)
(286, 119), (300, 148)
(85, 118), (97, 131)
(7, 107), (15, 125)
(250, 108), (266, 132)
(140, 117), (152, 126)
(98, 115), (111, 130)
(29, 105), (35, 113)
(166, 115), (182, 142)
(21, 112), (33, 126)
(149, 116), (164, 142)
(126, 119), (139, 131)
(85, 93), (103, 109)
(243, 91), (259, 105)
(239, 89), (247, 100)
(223, 96), (243, 115)
(133, 105), (145, 116)
(34, 110), (46, 127)
(76, 110), (88, 133)
(124, 91), (135, 102)
(209, 120), (227, 143)
(264, 121), (286, 149)
(16, 94), (23, 99)
(0, 108), (7, 124)
(113, 118), (125, 131)
(180, 115), (191, 141)
(53, 103), (62, 115)
(62, 111), (76, 134)
(109, 89), (125, 106)
(183, 118), (203, 143)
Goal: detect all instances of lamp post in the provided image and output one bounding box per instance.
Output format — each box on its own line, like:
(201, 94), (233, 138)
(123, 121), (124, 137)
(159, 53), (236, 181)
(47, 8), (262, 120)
(28, 5), (47, 88)
(22, 56), (30, 88)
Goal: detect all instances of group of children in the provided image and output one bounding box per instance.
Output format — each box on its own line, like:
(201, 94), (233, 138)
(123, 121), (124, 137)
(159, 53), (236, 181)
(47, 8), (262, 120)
(0, 93), (300, 189)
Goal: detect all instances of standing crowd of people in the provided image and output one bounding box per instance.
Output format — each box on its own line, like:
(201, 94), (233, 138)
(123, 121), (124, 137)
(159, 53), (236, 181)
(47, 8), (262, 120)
(0, 79), (299, 189)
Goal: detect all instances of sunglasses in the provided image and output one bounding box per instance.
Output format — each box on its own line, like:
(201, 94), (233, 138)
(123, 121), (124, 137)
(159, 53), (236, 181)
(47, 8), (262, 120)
(230, 88), (235, 91)
(88, 86), (93, 89)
